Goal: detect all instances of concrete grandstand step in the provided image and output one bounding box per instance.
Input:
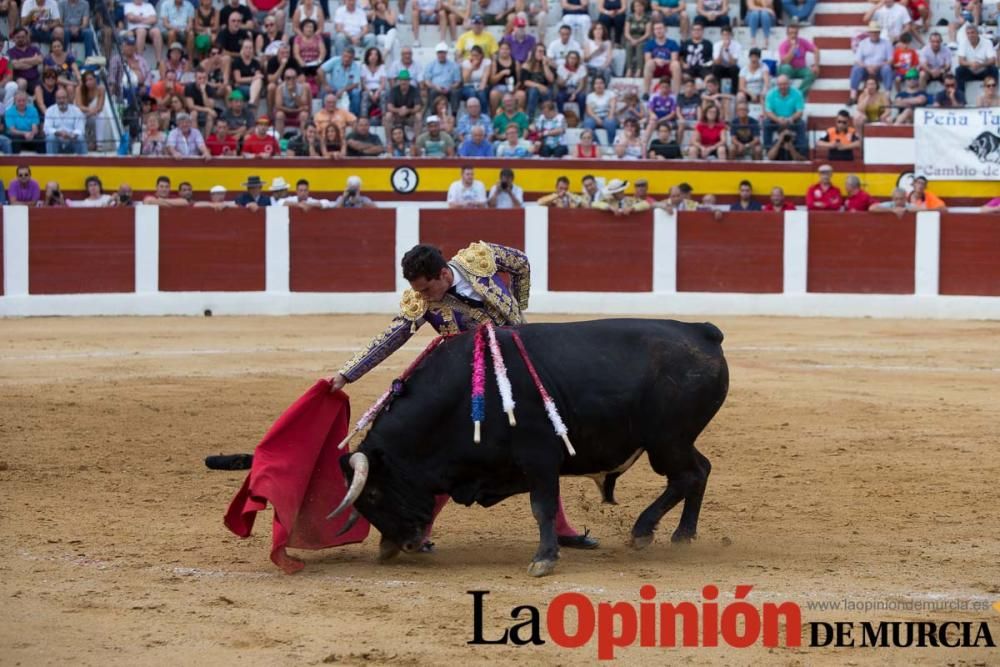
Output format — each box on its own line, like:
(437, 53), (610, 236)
(814, 2), (871, 12)
(812, 78), (851, 90)
(806, 102), (852, 116)
(819, 64), (853, 78)
(813, 12), (866, 25)
(814, 36), (853, 48)
(822, 49), (860, 65)
(809, 89), (851, 103)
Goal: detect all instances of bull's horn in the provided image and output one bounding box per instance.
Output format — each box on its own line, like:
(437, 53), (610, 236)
(326, 452), (369, 520)
(334, 508), (362, 537)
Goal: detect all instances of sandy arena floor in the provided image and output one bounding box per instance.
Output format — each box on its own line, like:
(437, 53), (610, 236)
(1, 314), (998, 666)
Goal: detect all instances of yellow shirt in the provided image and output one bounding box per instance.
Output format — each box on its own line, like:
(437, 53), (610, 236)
(456, 30), (499, 60)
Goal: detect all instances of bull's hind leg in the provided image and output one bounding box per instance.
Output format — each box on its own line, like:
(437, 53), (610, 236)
(629, 445), (710, 549)
(671, 449), (711, 543)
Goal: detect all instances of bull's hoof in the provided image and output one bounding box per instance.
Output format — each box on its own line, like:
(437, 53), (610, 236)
(527, 559), (557, 577)
(377, 538), (401, 562)
(671, 530), (696, 544)
(629, 534), (654, 550)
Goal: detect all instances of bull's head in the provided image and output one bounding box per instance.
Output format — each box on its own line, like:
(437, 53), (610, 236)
(328, 450), (436, 555)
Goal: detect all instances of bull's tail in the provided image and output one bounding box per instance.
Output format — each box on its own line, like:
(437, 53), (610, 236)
(699, 322), (724, 345)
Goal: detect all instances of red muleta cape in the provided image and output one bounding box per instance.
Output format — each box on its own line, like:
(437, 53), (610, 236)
(224, 380), (371, 573)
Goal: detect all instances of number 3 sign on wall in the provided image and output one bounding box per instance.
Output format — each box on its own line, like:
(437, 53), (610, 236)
(391, 166), (419, 194)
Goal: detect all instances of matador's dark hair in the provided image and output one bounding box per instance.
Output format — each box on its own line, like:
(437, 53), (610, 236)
(402, 244), (448, 282)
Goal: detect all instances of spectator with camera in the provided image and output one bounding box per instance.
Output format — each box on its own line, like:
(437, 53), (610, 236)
(487, 168), (524, 209)
(763, 74), (806, 157)
(331, 175), (377, 208)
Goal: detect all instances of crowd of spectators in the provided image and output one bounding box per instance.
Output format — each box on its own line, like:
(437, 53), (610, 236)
(6, 162), (1000, 212)
(0, 0), (997, 162)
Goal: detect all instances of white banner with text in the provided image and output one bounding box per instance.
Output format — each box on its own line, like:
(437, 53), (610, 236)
(915, 108), (1000, 181)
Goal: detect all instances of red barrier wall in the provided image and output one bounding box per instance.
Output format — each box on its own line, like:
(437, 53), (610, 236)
(677, 211), (784, 293)
(28, 208), (135, 295)
(938, 213), (1000, 297)
(0, 212), (4, 296)
(548, 209), (653, 292)
(419, 209), (525, 258)
(289, 209), (397, 292)
(159, 208), (266, 291)
(807, 212), (915, 294)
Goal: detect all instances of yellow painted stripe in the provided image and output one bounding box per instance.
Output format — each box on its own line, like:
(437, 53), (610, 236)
(7, 163), (1000, 198)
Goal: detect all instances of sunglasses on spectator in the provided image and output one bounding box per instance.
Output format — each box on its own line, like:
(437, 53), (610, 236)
(986, 83), (997, 88)
(17, 172), (30, 178)
(945, 84), (956, 88)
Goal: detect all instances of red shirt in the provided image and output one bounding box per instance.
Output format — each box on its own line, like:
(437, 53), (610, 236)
(575, 144), (598, 158)
(763, 201), (796, 211)
(844, 190), (876, 212)
(905, 0), (927, 21)
(241, 133), (281, 156)
(806, 182), (843, 211)
(892, 47), (919, 76)
(206, 133), (239, 156)
(696, 122), (725, 146)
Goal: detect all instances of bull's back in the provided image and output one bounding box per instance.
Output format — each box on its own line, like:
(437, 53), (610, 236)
(508, 319), (728, 472)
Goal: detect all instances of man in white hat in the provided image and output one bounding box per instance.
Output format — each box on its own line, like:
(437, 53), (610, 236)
(423, 42), (462, 112)
(194, 185), (237, 210)
(331, 175), (377, 208)
(269, 176), (290, 200)
(592, 178), (651, 215)
(414, 114), (456, 157)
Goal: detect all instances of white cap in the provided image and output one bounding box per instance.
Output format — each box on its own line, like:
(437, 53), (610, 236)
(435, 42), (449, 52)
(210, 185), (226, 194)
(346, 175), (362, 188)
(426, 114), (441, 124)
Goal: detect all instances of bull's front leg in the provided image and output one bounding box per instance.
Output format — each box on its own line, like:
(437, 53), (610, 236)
(527, 479), (560, 578)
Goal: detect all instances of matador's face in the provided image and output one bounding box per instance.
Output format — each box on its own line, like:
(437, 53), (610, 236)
(408, 268), (452, 303)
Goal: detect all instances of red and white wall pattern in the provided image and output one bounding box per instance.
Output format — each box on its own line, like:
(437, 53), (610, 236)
(2, 206), (999, 318)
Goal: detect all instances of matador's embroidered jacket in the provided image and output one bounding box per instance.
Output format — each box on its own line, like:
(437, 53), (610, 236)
(339, 241), (530, 382)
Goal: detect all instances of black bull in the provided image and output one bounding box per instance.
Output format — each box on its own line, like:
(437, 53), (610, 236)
(331, 318), (729, 577)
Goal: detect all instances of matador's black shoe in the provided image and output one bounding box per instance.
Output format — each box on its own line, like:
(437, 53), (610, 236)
(557, 530), (599, 549)
(205, 453), (254, 470)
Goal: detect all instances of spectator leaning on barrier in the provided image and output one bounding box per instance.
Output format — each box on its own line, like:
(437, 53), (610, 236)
(842, 175), (877, 212)
(763, 185), (796, 211)
(143, 175), (190, 206)
(447, 165), (488, 208)
(279, 178), (328, 209)
(8, 166), (42, 205)
(269, 177), (289, 201)
(593, 178), (651, 215)
(331, 175), (377, 208)
(537, 176), (587, 207)
(194, 185), (238, 210)
(634, 179), (656, 205)
(730, 179), (762, 211)
(871, 187), (913, 215)
(487, 168), (524, 209)
(816, 109), (860, 161)
(806, 164), (844, 211)
(178, 182), (194, 204)
(979, 197), (1000, 213)
(41, 181), (65, 207)
(70, 175), (116, 207)
(234, 175), (273, 210)
(581, 174), (601, 204)
(242, 116), (281, 157)
(907, 175), (946, 211)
